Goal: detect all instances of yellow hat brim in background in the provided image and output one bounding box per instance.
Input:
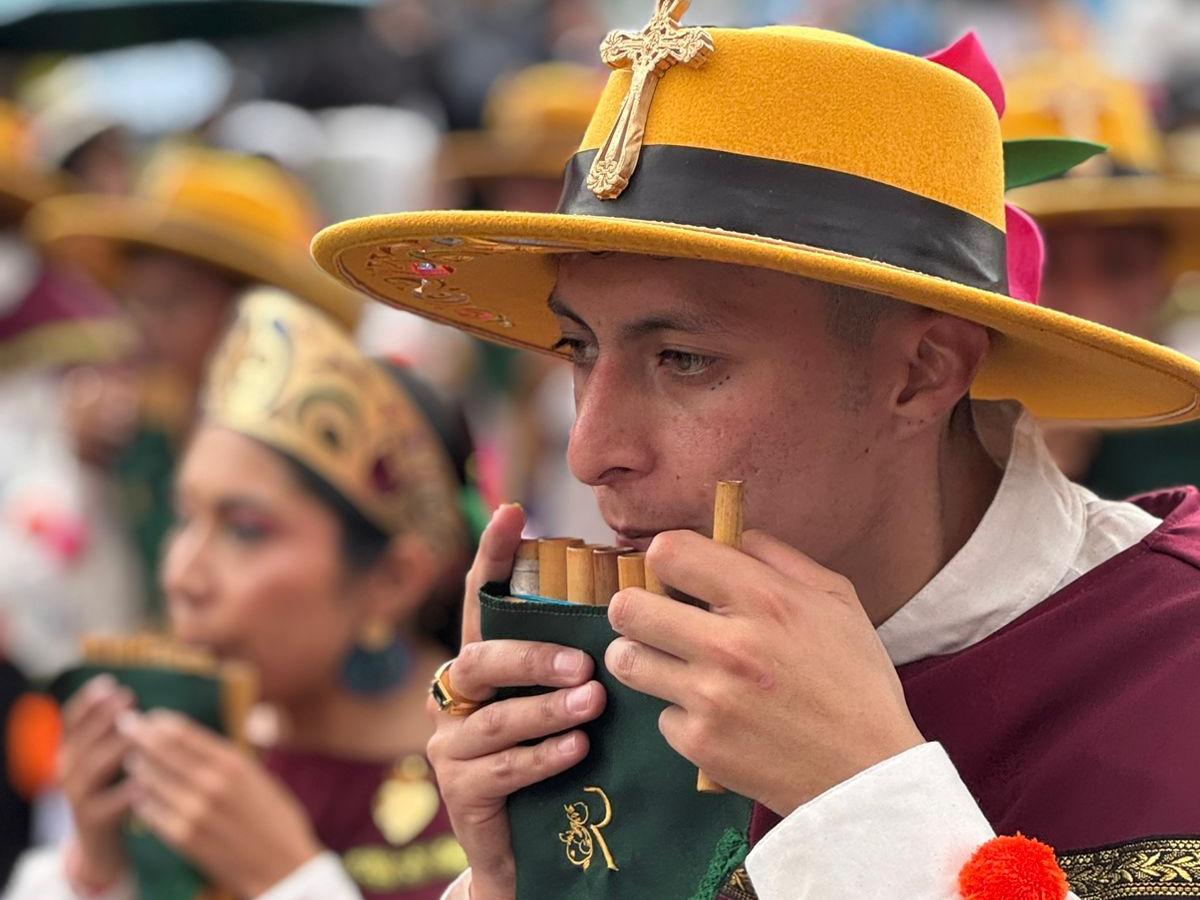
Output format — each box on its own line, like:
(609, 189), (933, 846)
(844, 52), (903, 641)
(313, 209), (1200, 427)
(441, 131), (583, 182)
(28, 193), (363, 330)
(1008, 175), (1200, 278)
(0, 167), (61, 217)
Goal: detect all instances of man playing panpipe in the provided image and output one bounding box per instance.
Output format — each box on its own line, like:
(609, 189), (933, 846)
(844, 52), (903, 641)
(312, 6), (1200, 899)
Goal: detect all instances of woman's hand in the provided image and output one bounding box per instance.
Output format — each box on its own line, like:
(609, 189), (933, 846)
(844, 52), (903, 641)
(58, 675), (136, 891)
(426, 504), (606, 900)
(121, 710), (322, 899)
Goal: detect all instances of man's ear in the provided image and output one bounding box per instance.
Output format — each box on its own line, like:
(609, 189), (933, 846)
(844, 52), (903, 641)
(355, 534), (439, 630)
(890, 314), (991, 437)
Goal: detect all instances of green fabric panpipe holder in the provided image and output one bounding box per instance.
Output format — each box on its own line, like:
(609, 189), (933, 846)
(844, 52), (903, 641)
(480, 584), (754, 900)
(51, 666), (231, 900)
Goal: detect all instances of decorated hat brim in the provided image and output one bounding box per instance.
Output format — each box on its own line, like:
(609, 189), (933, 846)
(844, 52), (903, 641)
(27, 194), (362, 329)
(313, 208), (1200, 428)
(1009, 175), (1200, 277)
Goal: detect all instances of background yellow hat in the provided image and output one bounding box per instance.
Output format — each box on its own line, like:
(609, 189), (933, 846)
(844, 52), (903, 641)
(314, 22), (1200, 427)
(441, 62), (607, 183)
(27, 144), (362, 329)
(1003, 51), (1200, 279)
(0, 101), (61, 220)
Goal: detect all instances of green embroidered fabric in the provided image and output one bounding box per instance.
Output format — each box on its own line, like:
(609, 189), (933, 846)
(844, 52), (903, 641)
(52, 665), (232, 900)
(480, 586), (755, 900)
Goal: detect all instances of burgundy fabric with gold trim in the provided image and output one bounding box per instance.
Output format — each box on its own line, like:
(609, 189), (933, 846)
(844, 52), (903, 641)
(744, 488), (1200, 900)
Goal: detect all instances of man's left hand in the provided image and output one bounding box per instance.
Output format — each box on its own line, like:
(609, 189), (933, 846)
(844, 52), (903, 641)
(606, 529), (925, 817)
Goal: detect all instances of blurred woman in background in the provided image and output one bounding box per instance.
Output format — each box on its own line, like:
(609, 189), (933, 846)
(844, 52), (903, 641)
(10, 288), (481, 900)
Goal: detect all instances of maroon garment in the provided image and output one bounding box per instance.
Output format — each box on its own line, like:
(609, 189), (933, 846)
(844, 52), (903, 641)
(744, 487), (1200, 899)
(263, 748), (465, 900)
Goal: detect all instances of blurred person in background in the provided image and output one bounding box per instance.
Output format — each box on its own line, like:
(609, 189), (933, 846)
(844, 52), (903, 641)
(9, 289), (478, 900)
(0, 101), (146, 681)
(1002, 49), (1200, 496)
(0, 99), (141, 891)
(25, 146), (363, 617)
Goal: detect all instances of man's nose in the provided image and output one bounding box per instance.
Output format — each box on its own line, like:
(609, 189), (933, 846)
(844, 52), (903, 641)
(567, 356), (654, 488)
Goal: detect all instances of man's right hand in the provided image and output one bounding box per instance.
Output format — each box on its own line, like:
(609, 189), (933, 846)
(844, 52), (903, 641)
(426, 504), (607, 900)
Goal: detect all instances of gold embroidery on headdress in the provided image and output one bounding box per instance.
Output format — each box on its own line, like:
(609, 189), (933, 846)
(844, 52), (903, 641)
(586, 0), (714, 200)
(204, 289), (464, 549)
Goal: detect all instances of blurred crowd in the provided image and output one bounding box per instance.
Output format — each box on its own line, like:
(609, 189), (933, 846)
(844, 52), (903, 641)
(0, 0), (1194, 897)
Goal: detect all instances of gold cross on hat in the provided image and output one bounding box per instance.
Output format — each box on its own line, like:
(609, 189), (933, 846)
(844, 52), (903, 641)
(586, 0), (715, 200)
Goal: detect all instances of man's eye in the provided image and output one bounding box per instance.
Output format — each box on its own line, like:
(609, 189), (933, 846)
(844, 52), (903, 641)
(659, 349), (714, 376)
(551, 336), (597, 365)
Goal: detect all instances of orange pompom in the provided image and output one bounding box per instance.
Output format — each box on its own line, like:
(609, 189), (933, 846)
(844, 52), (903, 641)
(959, 834), (1069, 900)
(6, 693), (63, 799)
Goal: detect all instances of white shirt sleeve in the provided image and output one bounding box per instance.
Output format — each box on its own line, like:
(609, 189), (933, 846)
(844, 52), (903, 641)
(4, 846), (135, 900)
(745, 742), (1081, 899)
(438, 868), (472, 900)
(252, 852), (362, 900)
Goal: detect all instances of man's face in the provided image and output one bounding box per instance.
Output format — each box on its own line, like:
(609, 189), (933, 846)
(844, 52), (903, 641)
(554, 253), (902, 569)
(1040, 223), (1170, 339)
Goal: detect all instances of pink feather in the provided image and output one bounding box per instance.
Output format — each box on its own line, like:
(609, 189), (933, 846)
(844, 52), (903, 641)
(926, 31), (1006, 118)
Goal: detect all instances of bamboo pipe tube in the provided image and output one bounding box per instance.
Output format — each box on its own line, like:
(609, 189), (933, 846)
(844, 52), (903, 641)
(537, 538), (583, 600)
(567, 545), (597, 605)
(510, 539), (540, 596)
(698, 480), (745, 794)
(617, 552), (646, 591)
(592, 548), (627, 606)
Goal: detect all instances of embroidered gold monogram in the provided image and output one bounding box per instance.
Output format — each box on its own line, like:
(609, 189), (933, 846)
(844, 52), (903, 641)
(586, 0), (714, 199)
(1061, 837), (1200, 899)
(559, 786), (620, 873)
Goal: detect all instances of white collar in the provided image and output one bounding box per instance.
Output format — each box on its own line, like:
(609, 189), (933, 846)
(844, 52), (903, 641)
(877, 401), (1158, 666)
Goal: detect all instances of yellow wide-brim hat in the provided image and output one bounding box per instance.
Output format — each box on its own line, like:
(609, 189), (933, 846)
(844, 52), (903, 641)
(29, 145), (362, 330)
(1003, 51), (1200, 279)
(314, 22), (1200, 427)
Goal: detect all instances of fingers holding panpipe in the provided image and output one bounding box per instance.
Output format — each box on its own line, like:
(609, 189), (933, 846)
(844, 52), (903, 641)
(449, 640), (594, 704)
(450, 682), (606, 759)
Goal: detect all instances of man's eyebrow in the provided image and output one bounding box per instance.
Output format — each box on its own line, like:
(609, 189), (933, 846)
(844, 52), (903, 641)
(548, 295), (588, 329)
(548, 295), (726, 339)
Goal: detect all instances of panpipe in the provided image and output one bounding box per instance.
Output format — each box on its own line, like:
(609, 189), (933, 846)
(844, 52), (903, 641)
(52, 635), (260, 900)
(507, 481), (744, 792)
(480, 482), (755, 899)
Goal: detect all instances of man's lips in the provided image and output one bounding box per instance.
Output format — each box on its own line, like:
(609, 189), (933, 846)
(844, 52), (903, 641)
(612, 525), (703, 551)
(614, 531), (655, 551)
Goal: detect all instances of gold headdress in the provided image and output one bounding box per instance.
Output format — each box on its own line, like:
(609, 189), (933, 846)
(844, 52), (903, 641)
(204, 289), (465, 550)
